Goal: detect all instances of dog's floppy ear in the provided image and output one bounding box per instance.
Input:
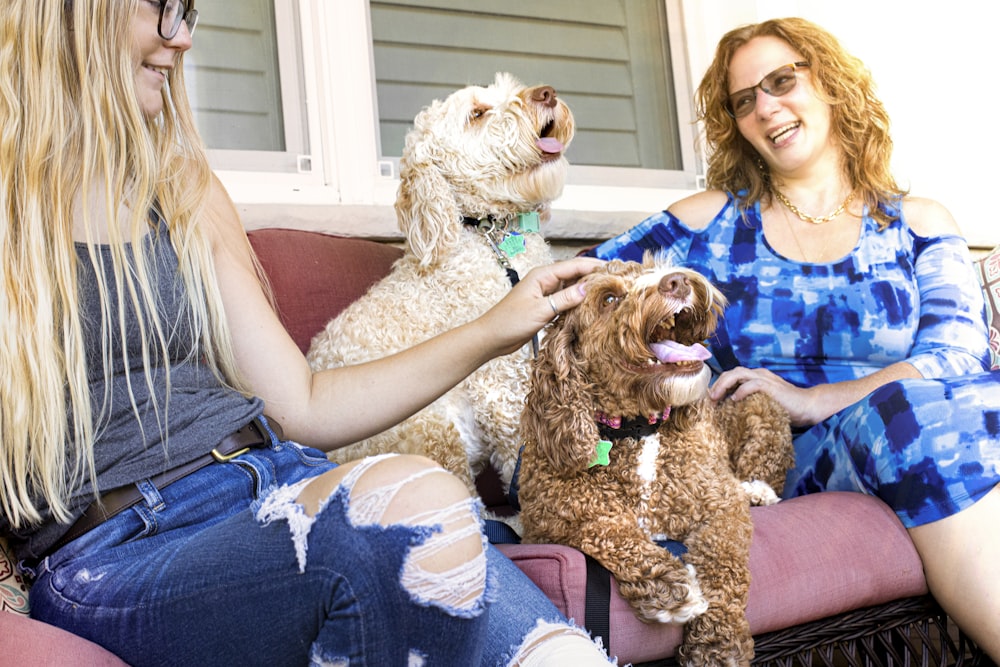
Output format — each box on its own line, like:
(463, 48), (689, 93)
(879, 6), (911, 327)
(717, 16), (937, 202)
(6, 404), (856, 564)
(395, 110), (462, 269)
(522, 316), (602, 475)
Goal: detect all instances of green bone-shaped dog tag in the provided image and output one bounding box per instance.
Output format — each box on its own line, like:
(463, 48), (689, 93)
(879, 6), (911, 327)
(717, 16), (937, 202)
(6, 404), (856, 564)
(589, 440), (613, 468)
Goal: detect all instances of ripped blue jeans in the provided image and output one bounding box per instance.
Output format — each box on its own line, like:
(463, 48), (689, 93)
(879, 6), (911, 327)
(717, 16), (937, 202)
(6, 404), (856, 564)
(27, 427), (576, 666)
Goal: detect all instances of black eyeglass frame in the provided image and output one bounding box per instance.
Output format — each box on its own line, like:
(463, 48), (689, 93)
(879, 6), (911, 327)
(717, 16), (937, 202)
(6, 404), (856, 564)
(157, 0), (198, 40)
(725, 61), (810, 119)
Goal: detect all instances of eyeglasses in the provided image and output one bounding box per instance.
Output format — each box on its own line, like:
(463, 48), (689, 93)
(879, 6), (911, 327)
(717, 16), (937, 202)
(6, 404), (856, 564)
(158, 0), (198, 40)
(726, 62), (809, 119)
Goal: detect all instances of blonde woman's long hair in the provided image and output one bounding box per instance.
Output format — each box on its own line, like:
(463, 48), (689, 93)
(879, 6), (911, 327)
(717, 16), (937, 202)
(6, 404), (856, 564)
(696, 17), (906, 228)
(0, 0), (248, 528)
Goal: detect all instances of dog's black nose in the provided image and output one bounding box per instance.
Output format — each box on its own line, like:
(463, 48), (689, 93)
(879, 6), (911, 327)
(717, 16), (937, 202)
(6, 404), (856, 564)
(531, 86), (558, 108)
(660, 273), (691, 299)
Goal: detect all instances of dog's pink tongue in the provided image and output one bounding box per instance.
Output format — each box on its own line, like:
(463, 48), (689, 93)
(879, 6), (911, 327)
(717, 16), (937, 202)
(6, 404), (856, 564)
(536, 137), (564, 154)
(650, 341), (712, 363)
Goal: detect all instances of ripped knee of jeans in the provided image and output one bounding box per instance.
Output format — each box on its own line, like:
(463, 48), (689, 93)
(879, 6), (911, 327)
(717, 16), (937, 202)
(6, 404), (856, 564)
(344, 454), (488, 616)
(507, 620), (613, 666)
(257, 454), (488, 617)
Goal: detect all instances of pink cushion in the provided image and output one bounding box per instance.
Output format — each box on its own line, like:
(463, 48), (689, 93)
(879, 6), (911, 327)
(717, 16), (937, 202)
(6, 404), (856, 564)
(248, 229), (403, 354)
(499, 491), (926, 665)
(0, 230), (937, 663)
(0, 612), (128, 666)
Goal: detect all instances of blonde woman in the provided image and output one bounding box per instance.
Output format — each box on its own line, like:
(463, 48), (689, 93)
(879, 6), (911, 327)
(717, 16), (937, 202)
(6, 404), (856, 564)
(0, 2), (611, 664)
(589, 17), (1000, 658)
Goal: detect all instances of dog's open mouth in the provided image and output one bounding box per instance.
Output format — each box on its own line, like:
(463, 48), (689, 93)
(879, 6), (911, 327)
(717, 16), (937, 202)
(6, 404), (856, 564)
(636, 313), (712, 371)
(536, 120), (564, 161)
(649, 340), (711, 364)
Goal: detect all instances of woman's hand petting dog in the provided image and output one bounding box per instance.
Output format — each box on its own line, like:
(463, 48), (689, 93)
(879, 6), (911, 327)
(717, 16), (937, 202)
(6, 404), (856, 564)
(479, 257), (603, 356)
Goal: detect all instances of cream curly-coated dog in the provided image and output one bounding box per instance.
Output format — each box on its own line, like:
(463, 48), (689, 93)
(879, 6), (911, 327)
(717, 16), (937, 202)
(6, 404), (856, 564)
(307, 72), (574, 494)
(518, 257), (794, 667)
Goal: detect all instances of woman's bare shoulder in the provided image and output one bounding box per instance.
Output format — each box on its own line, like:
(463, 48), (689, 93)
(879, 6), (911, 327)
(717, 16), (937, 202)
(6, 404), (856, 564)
(900, 196), (963, 238)
(666, 190), (731, 231)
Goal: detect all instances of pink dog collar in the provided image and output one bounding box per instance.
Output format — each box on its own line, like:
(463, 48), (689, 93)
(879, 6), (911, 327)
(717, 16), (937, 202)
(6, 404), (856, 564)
(595, 407), (670, 441)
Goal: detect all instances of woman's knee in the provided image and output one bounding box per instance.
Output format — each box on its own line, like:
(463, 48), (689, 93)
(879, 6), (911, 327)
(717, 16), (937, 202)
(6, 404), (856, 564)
(300, 454), (488, 614)
(295, 454), (468, 518)
(349, 453), (473, 524)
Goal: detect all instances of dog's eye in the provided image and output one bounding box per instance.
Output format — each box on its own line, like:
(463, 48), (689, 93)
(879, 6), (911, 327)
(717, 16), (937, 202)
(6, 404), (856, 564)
(601, 293), (623, 310)
(469, 106), (489, 122)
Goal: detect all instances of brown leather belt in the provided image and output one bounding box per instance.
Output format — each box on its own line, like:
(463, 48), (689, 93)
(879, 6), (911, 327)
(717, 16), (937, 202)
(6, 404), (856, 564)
(44, 415), (281, 560)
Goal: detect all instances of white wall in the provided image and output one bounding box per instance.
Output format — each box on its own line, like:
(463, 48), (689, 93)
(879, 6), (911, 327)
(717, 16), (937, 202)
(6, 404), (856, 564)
(682, 1), (997, 248)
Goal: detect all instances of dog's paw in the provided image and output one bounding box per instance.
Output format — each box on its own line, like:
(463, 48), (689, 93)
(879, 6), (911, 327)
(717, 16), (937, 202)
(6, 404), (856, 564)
(680, 644), (752, 667)
(679, 627), (754, 667)
(647, 564), (709, 624)
(741, 479), (780, 506)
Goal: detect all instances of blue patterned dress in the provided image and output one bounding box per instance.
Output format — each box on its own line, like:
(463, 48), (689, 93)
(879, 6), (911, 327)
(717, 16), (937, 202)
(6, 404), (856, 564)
(588, 193), (1000, 528)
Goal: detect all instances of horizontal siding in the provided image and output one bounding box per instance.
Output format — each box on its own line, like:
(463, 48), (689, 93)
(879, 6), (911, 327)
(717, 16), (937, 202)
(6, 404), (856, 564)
(183, 0), (284, 151)
(373, 46), (636, 98)
(371, 5), (630, 62)
(373, 0), (626, 25)
(371, 0), (680, 169)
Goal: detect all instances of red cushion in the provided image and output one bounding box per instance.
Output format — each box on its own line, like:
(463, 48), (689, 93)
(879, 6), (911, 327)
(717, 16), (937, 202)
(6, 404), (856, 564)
(247, 229), (403, 354)
(0, 612), (128, 666)
(498, 491), (926, 664)
(250, 229), (930, 664)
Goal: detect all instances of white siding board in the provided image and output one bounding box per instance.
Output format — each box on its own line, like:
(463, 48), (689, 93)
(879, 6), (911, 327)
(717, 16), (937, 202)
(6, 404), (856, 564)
(374, 0), (626, 26)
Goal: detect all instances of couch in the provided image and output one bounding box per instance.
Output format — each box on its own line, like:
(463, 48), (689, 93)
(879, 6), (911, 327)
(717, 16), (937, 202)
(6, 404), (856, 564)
(2, 227), (997, 666)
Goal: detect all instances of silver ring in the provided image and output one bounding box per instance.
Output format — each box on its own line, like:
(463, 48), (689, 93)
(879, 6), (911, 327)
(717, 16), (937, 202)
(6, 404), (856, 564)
(547, 295), (559, 316)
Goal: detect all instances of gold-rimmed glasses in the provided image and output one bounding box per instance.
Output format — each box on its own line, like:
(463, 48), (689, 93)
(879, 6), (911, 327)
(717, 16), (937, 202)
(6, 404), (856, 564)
(726, 62), (809, 119)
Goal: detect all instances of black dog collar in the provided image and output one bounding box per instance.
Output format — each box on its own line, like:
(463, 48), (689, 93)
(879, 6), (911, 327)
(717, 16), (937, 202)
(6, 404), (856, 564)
(595, 409), (670, 441)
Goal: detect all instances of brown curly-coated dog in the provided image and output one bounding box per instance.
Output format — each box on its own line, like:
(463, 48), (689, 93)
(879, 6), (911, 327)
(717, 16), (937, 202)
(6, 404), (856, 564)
(518, 256), (794, 666)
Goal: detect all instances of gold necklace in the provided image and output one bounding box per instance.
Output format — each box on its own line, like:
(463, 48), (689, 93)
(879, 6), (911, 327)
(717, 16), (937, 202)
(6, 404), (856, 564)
(772, 188), (855, 225)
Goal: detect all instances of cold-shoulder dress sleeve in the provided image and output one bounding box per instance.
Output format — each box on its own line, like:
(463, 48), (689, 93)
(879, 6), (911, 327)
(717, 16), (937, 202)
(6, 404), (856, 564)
(908, 234), (990, 377)
(586, 209), (695, 265)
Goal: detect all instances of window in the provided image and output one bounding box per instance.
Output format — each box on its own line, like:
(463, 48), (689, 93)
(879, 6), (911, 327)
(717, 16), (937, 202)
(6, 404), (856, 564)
(183, 0), (309, 172)
(370, 0), (684, 173)
(186, 0), (699, 235)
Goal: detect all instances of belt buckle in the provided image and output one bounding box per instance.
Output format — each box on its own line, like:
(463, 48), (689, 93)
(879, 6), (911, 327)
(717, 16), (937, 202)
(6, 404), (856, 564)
(211, 446), (250, 463)
(211, 415), (273, 462)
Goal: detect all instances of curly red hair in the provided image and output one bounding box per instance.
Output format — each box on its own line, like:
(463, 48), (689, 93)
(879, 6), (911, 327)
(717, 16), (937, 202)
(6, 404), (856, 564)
(696, 17), (905, 228)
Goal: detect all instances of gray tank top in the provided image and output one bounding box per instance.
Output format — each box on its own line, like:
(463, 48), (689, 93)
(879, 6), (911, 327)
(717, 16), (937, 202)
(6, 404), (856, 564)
(6, 218), (262, 561)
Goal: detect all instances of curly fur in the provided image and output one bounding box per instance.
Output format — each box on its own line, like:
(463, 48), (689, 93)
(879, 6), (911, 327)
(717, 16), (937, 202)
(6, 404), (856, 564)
(306, 73), (575, 493)
(519, 257), (794, 667)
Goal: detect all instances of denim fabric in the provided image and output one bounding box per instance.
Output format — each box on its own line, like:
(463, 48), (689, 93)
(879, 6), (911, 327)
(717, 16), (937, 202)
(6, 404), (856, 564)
(27, 424), (575, 666)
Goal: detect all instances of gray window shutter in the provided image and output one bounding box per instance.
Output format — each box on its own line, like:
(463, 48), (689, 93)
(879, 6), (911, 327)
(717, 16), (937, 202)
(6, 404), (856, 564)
(370, 0), (682, 170)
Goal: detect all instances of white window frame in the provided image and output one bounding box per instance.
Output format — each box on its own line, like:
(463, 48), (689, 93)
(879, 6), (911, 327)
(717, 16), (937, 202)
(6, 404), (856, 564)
(216, 0), (704, 243)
